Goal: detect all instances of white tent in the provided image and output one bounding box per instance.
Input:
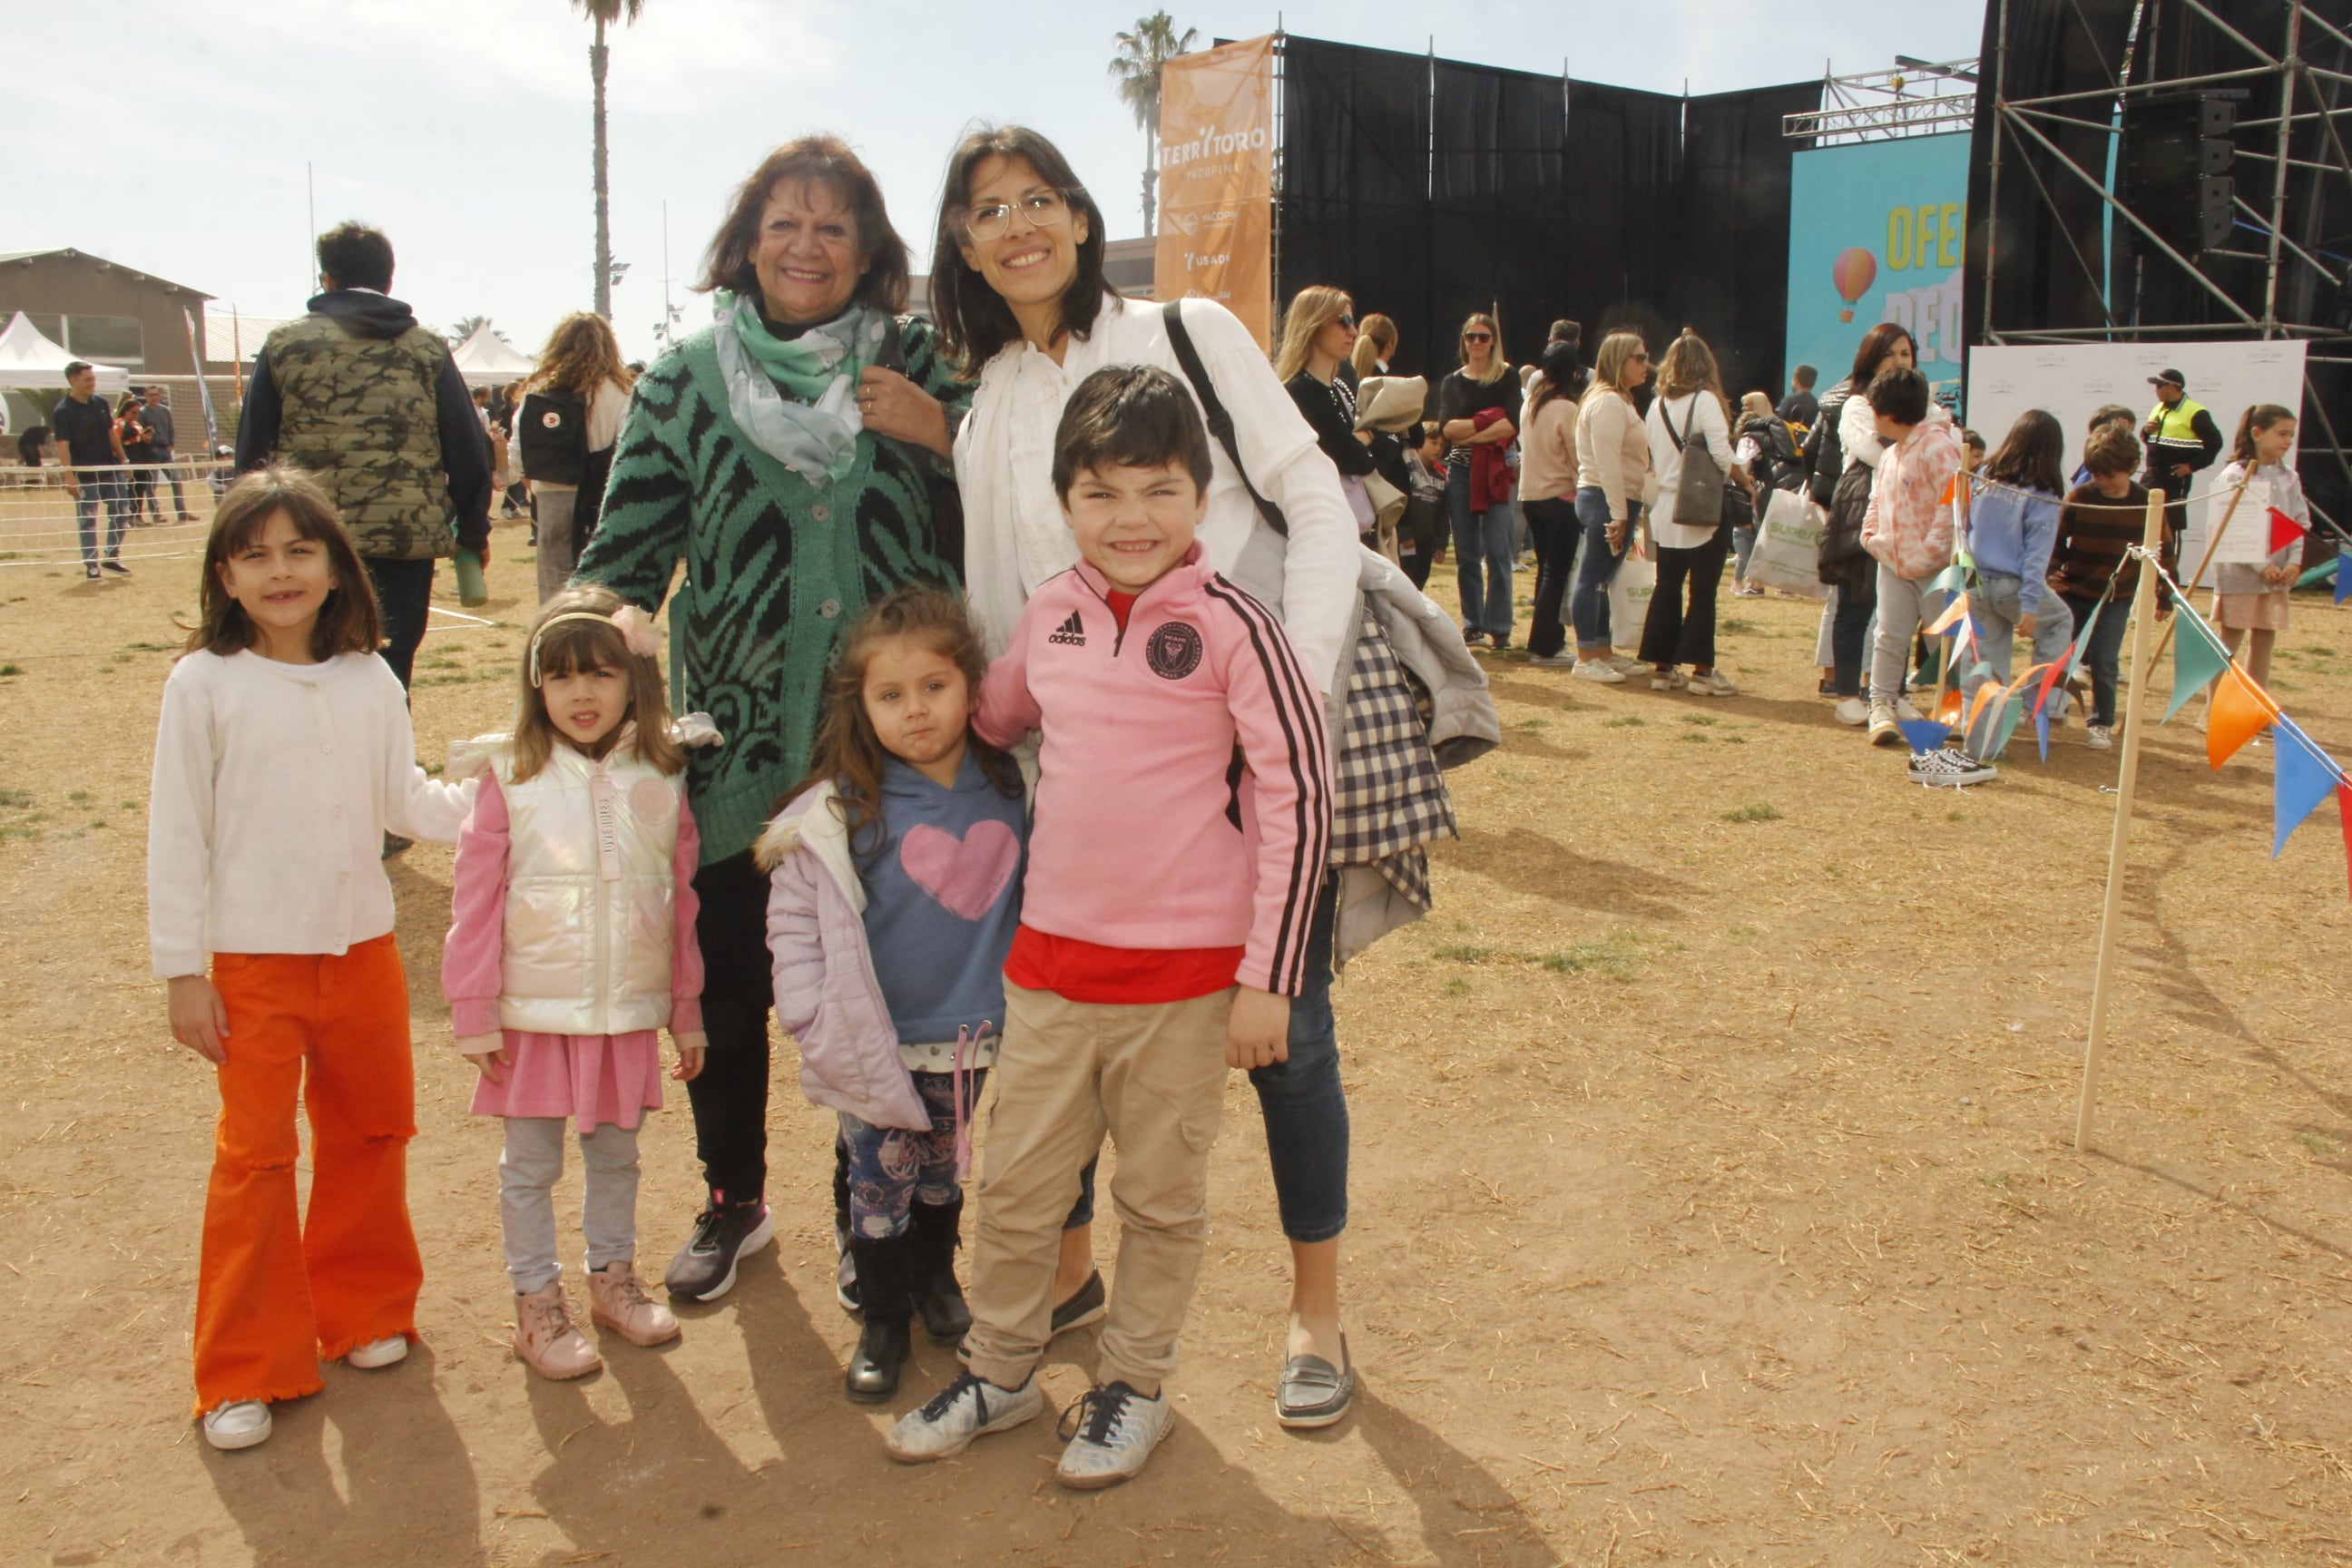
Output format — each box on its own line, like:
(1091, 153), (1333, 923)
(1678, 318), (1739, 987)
(0, 311), (129, 392)
(451, 322), (535, 387)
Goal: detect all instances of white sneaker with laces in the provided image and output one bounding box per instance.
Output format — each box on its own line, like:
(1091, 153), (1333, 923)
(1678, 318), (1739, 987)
(1054, 1381), (1175, 1490)
(2086, 724), (2114, 750)
(886, 1372), (1045, 1463)
(347, 1335), (408, 1369)
(1833, 696), (1869, 727)
(1649, 668), (1687, 691)
(1572, 661), (1625, 684)
(1688, 669), (1739, 697)
(1607, 654), (1646, 675)
(1526, 652), (1576, 669)
(1867, 701), (1901, 747)
(1895, 697), (1924, 722)
(1907, 748), (1998, 787)
(202, 1400), (272, 1451)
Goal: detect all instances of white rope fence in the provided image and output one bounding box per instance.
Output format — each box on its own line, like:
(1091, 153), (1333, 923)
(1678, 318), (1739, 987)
(0, 458), (231, 568)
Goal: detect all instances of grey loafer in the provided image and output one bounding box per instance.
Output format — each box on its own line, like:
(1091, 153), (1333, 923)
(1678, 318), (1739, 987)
(1275, 1335), (1354, 1429)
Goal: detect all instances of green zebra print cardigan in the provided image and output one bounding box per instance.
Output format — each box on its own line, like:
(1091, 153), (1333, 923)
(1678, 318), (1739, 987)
(574, 318), (968, 866)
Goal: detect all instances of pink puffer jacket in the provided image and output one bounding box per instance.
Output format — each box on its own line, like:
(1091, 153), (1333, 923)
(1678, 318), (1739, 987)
(756, 782), (929, 1132)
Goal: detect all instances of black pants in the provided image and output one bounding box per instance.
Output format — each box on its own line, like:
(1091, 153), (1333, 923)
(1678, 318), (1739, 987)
(686, 851), (775, 1201)
(1830, 579), (1877, 697)
(1638, 524), (1730, 669)
(363, 555), (436, 689)
(1524, 496), (1581, 658)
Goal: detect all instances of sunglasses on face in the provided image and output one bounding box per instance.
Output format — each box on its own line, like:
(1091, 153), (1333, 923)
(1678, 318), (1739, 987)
(1336, 313), (1356, 328)
(1464, 331), (1494, 343)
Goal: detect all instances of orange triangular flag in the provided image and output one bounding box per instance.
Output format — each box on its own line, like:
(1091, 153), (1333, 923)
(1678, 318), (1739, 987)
(2207, 666), (2282, 769)
(1928, 594), (1970, 635)
(1936, 687), (1964, 723)
(1968, 681), (2002, 730)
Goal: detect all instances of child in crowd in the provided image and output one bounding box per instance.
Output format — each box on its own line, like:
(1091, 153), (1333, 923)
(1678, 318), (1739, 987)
(1854, 368), (1981, 785)
(442, 585), (708, 1381)
(887, 365), (1331, 1489)
(2072, 404), (2139, 487)
(759, 588), (1028, 1404)
(149, 466), (475, 1452)
(1962, 410), (2074, 736)
(2210, 404), (2308, 696)
(1960, 429), (1987, 473)
(2046, 425), (2163, 750)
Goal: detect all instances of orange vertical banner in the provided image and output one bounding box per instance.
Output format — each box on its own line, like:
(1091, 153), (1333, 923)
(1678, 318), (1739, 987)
(1154, 34), (1277, 348)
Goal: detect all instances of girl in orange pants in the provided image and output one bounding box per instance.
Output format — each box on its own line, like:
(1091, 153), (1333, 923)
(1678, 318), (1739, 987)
(148, 468), (475, 1449)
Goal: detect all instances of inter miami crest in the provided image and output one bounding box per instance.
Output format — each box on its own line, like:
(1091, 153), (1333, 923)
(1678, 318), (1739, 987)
(1145, 621), (1203, 680)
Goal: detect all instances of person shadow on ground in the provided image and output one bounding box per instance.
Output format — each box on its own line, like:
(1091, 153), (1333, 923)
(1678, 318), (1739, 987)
(198, 1344), (485, 1565)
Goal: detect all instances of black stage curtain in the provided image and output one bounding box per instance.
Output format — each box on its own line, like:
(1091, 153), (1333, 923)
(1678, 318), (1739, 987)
(1679, 82), (1823, 400)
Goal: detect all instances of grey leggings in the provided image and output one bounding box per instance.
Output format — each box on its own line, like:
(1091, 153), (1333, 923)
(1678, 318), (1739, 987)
(500, 1117), (640, 1293)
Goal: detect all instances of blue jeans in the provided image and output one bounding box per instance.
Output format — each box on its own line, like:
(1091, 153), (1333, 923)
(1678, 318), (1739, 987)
(1066, 871), (1348, 1243)
(1447, 466), (1516, 640)
(76, 471), (130, 567)
(1571, 488), (1639, 649)
(2060, 591), (2131, 726)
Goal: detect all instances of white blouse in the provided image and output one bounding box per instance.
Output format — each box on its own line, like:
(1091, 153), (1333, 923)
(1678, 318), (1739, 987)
(1644, 391), (1736, 549)
(147, 650), (475, 977)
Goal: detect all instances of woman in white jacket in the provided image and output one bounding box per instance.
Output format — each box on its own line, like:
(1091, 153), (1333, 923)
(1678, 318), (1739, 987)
(927, 124), (1364, 1428)
(1637, 333), (1742, 696)
(1806, 324), (1916, 723)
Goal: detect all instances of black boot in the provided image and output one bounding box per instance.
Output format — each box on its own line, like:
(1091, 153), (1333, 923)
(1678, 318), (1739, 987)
(907, 1196), (974, 1344)
(843, 1233), (913, 1402)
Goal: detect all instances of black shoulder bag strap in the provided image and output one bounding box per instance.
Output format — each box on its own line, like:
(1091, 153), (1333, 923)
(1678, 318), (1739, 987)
(1161, 299), (1289, 539)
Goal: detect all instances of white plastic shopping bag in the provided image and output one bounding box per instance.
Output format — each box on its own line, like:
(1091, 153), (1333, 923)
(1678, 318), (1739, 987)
(1748, 487), (1830, 597)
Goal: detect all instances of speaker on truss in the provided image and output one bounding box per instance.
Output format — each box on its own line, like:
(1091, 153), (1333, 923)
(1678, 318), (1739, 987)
(2122, 93), (2238, 254)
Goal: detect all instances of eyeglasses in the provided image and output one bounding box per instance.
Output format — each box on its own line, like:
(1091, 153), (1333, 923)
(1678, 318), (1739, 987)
(1464, 331), (1494, 344)
(1337, 313), (1356, 328)
(1629, 352), (1651, 362)
(965, 190), (1072, 242)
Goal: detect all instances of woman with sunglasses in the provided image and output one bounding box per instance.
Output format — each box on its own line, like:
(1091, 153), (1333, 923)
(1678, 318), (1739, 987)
(1277, 287), (1380, 542)
(1566, 332), (1654, 681)
(1436, 314), (1520, 648)
(931, 124), (1366, 1434)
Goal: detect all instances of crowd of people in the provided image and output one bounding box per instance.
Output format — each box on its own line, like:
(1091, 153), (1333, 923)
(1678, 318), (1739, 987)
(140, 118), (2318, 1497)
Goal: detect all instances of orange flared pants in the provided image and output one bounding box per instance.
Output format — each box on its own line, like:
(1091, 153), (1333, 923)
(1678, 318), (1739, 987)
(193, 935), (422, 1415)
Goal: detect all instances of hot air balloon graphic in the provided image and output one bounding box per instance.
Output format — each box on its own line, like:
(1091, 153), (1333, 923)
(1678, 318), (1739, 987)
(1832, 247), (1877, 322)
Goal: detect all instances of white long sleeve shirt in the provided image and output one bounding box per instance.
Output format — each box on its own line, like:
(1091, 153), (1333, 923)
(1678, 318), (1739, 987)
(1644, 391), (1737, 549)
(956, 292), (1361, 696)
(147, 649), (475, 977)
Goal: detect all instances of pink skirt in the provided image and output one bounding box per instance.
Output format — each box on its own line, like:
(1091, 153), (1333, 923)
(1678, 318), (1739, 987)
(468, 1029), (666, 1131)
(2215, 588), (2290, 632)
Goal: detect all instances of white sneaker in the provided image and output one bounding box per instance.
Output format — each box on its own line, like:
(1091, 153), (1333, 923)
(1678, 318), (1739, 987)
(1607, 654), (1646, 675)
(1687, 669), (1739, 697)
(1895, 697), (1924, 722)
(347, 1335), (408, 1369)
(1054, 1381), (1175, 1490)
(1649, 668), (1687, 691)
(886, 1372), (1045, 1463)
(2086, 724), (2114, 750)
(1526, 652), (1576, 669)
(1572, 661), (1626, 684)
(1907, 748), (1998, 787)
(1867, 701), (1902, 747)
(1833, 696), (1869, 727)
(202, 1400), (272, 1451)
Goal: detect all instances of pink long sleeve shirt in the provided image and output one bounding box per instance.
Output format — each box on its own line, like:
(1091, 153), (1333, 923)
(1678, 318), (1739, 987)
(441, 772), (705, 1040)
(974, 546), (1332, 997)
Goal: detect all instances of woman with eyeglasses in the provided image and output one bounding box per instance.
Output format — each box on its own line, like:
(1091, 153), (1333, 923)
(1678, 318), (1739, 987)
(573, 136), (971, 1317)
(1566, 332), (1654, 681)
(1276, 287), (1379, 541)
(1436, 313), (1520, 648)
(931, 124), (1366, 1436)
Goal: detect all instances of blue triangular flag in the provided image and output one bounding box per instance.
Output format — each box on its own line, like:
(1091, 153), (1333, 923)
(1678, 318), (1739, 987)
(2337, 548), (2352, 607)
(2272, 717), (2344, 858)
(2035, 703), (2053, 760)
(1899, 719), (1952, 756)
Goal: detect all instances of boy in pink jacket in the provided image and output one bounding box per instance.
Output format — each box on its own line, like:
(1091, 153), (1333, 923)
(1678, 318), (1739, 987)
(887, 365), (1332, 1488)
(1857, 368), (1979, 785)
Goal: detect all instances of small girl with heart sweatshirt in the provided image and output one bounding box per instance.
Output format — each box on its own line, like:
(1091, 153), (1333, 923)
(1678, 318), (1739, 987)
(758, 587), (1029, 1405)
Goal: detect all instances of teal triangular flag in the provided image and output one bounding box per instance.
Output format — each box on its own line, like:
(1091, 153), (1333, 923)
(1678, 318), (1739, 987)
(1986, 694), (2027, 759)
(2272, 717), (2343, 858)
(2165, 612), (2231, 724)
(1929, 563), (1968, 595)
(2064, 593), (2104, 675)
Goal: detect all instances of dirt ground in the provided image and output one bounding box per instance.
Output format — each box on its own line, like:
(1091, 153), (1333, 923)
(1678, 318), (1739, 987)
(5, 516), (2352, 1568)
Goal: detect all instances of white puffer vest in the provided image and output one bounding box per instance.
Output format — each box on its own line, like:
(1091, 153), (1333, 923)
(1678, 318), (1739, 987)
(495, 743), (682, 1036)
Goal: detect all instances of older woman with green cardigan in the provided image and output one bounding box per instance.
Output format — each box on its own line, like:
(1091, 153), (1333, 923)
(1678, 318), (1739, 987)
(574, 135), (967, 1305)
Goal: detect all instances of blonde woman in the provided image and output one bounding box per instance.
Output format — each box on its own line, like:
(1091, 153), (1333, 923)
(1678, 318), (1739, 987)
(1568, 331), (1652, 681)
(1348, 312), (1397, 382)
(1436, 312), (1520, 647)
(1279, 287), (1378, 534)
(1637, 332), (1740, 695)
(517, 312), (634, 601)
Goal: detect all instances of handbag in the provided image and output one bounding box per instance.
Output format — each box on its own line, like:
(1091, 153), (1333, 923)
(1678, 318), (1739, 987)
(1749, 487), (1830, 597)
(1659, 396), (1726, 525)
(1161, 300), (1475, 773)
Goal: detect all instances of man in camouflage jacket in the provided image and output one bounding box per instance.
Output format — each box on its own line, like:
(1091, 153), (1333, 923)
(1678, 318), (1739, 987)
(235, 222), (492, 687)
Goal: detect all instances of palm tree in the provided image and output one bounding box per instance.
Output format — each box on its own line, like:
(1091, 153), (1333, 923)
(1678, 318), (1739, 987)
(444, 315), (506, 348)
(1109, 12), (1198, 237)
(573, 0), (647, 320)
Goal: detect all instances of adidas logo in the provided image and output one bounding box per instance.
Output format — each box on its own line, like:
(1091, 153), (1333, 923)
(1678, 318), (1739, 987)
(1047, 611), (1086, 646)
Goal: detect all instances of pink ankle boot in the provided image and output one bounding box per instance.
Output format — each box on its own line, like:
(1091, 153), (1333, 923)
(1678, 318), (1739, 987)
(514, 1282), (602, 1380)
(588, 1261), (680, 1348)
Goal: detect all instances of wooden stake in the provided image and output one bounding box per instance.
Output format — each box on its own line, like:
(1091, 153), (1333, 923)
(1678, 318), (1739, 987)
(2148, 476), (2249, 669)
(2075, 491), (2168, 1152)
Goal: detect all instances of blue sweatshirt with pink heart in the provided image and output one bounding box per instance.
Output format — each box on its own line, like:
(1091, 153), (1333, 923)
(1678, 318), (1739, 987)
(856, 753), (1027, 1063)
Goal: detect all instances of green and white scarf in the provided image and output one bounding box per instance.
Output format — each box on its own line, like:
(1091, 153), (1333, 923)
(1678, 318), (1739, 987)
(710, 289), (889, 485)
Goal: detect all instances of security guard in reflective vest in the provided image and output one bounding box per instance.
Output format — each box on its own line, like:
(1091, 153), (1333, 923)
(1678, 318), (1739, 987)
(2140, 368), (2225, 497)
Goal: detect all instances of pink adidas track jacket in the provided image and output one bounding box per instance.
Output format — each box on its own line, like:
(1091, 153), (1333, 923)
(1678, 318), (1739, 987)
(974, 544), (1332, 997)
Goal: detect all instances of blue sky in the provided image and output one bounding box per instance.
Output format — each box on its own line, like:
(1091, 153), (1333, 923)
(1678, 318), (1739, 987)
(14, 0), (1985, 362)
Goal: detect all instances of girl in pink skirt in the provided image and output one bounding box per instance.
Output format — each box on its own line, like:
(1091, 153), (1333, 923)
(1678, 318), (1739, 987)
(443, 586), (709, 1379)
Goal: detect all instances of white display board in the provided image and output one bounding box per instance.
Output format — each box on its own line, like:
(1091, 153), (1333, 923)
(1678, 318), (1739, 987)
(1965, 339), (2307, 563)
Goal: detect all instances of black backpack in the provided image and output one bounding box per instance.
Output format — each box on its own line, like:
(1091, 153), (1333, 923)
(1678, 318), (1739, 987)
(516, 387), (589, 486)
